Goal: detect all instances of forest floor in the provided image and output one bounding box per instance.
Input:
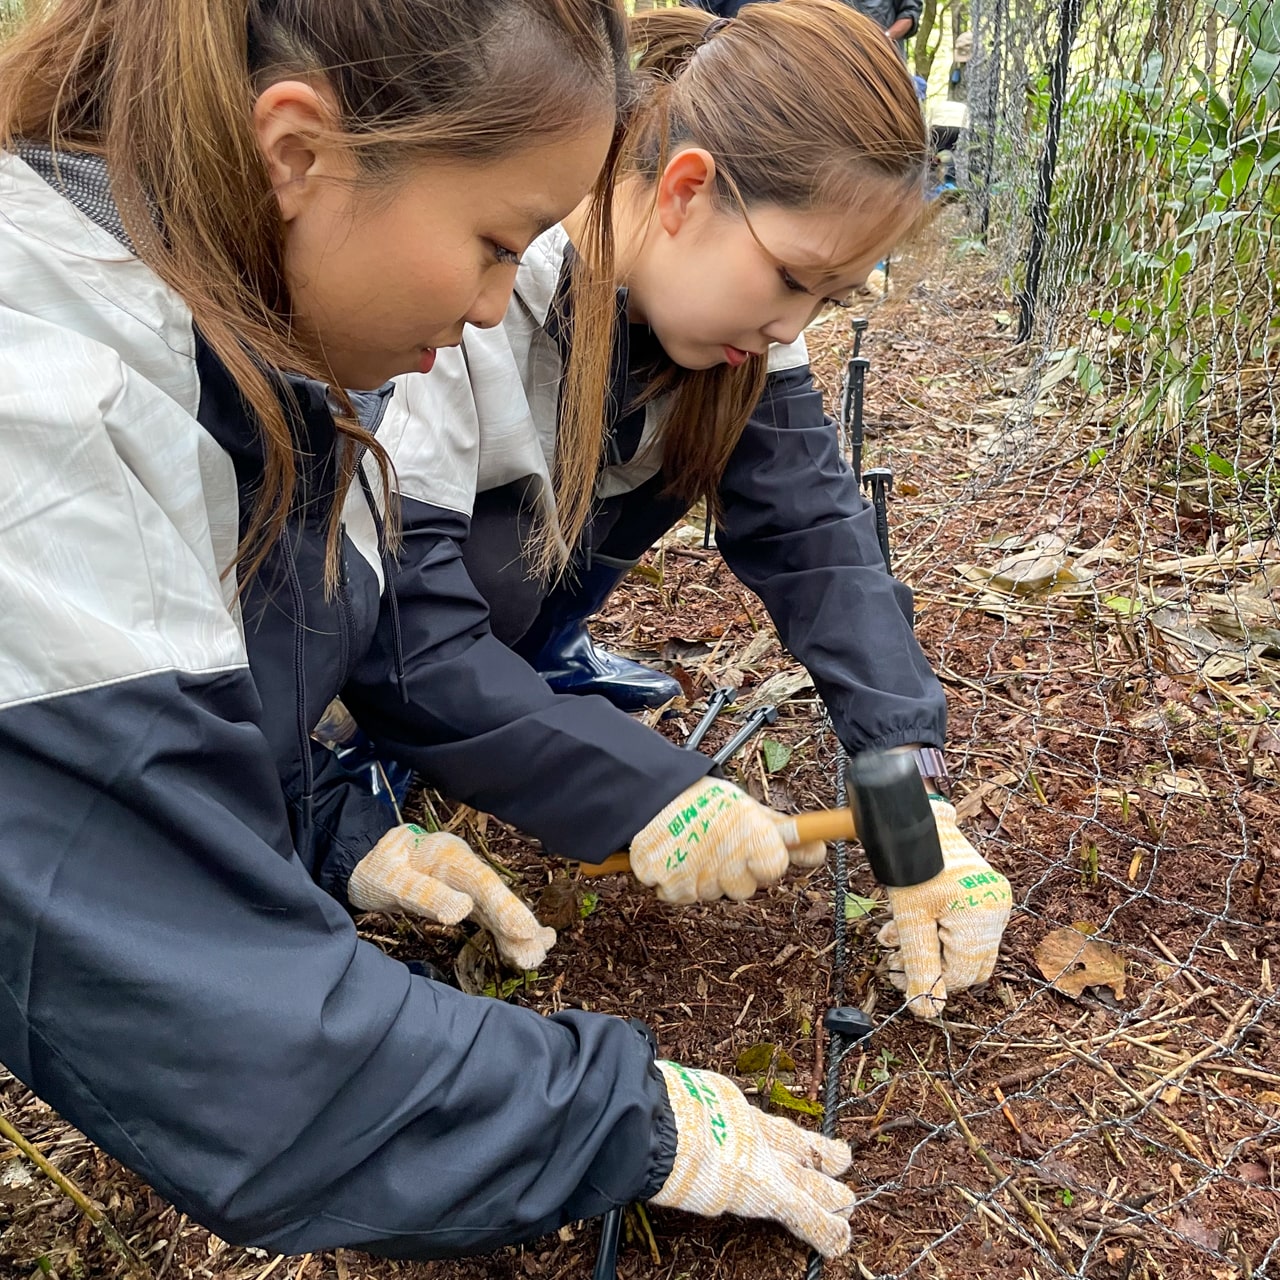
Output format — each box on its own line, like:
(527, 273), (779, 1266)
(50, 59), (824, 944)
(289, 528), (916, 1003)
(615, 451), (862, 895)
(3, 214), (1279, 1280)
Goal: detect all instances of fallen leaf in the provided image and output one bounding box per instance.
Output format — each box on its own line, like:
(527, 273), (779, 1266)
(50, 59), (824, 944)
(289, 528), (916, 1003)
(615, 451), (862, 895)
(535, 879), (582, 931)
(760, 737), (793, 773)
(953, 771), (1018, 822)
(1172, 1212), (1216, 1250)
(737, 666), (814, 714)
(986, 534), (1072, 594)
(1154, 770), (1210, 797)
(1034, 927), (1127, 999)
(844, 893), (881, 921)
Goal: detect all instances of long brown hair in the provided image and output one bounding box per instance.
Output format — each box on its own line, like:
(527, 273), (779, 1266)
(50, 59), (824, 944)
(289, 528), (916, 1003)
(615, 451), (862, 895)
(616, 0), (929, 512)
(0, 0), (629, 589)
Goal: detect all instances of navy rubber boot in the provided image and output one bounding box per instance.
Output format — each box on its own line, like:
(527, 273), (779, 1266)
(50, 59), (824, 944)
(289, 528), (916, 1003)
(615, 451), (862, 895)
(516, 555), (681, 712)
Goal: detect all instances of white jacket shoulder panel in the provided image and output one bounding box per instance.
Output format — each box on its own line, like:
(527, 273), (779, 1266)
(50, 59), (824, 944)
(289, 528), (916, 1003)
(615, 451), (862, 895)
(0, 156), (247, 710)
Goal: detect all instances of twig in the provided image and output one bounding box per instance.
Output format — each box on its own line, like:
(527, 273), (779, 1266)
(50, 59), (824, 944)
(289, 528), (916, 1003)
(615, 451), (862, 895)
(0, 1109), (153, 1279)
(154, 1213), (186, 1280)
(628, 1202), (662, 1267)
(252, 1256), (286, 1280)
(1141, 929), (1234, 1021)
(1057, 1040), (1209, 1164)
(925, 1072), (1066, 1259)
(1135, 998), (1253, 1101)
(992, 1084), (1024, 1137)
(1069, 1090), (1126, 1168)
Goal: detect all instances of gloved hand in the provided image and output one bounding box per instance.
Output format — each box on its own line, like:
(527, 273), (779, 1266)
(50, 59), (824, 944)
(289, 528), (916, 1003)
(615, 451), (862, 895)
(651, 1061), (854, 1257)
(880, 797), (1012, 1018)
(630, 779), (824, 903)
(349, 824), (556, 970)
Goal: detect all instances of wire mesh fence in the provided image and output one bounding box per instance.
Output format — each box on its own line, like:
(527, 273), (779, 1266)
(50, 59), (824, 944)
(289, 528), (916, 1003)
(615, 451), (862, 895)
(810, 1), (1280, 1275)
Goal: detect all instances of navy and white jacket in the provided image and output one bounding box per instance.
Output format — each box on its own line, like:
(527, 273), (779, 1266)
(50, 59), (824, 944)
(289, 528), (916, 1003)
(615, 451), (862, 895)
(0, 151), (677, 1257)
(380, 225), (946, 830)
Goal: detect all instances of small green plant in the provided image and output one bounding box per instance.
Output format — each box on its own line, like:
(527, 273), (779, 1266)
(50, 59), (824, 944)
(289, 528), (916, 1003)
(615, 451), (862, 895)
(1058, 1188), (1075, 1208)
(1080, 842), (1100, 886)
(870, 1048), (900, 1085)
(579, 890), (600, 919)
(482, 971), (539, 999)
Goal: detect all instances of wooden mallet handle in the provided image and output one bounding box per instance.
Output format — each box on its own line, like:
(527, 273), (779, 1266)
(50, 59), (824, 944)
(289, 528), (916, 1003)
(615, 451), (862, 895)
(572, 806), (858, 879)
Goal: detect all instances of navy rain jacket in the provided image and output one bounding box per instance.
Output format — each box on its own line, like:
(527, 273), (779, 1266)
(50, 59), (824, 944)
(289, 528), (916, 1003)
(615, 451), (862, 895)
(0, 148), (676, 1258)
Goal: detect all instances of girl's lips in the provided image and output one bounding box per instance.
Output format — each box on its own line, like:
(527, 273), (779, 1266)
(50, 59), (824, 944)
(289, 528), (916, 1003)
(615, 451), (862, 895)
(418, 347), (437, 375)
(723, 345), (750, 368)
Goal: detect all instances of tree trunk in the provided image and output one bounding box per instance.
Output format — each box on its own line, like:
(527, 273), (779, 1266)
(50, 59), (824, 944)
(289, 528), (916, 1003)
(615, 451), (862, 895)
(1204, 10), (1218, 89)
(914, 0), (944, 79)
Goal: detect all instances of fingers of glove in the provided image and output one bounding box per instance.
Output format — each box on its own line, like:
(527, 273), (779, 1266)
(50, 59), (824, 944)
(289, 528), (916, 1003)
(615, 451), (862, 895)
(754, 1111), (852, 1177)
(367, 868), (475, 924)
(972, 942), (1002, 986)
(791, 1162), (858, 1218)
(491, 922), (557, 972)
(875, 919), (911, 992)
(738, 804), (791, 886)
(411, 832), (554, 964)
(787, 837), (828, 870)
(937, 902), (1010, 992)
(886, 908), (948, 1019)
(714, 862), (762, 902)
(767, 812), (828, 870)
(749, 1166), (853, 1259)
(710, 820), (790, 900)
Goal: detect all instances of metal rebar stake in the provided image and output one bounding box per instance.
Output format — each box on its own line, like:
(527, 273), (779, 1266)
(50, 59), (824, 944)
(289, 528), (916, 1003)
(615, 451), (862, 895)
(804, 751), (856, 1280)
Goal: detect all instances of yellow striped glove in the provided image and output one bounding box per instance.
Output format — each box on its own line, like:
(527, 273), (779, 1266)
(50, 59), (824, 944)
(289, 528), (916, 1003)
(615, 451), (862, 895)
(880, 798), (1012, 1018)
(631, 779), (823, 903)
(651, 1062), (855, 1257)
(349, 824), (555, 970)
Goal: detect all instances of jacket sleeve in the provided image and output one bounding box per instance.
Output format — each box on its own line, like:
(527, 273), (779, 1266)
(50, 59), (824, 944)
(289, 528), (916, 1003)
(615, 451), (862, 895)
(714, 361), (947, 754)
(342, 496), (711, 862)
(282, 737), (400, 900)
(0, 340), (676, 1259)
(894, 0), (923, 35)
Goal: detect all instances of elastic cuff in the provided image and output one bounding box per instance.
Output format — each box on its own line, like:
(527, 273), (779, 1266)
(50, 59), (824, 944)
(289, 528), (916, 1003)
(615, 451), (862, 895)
(640, 1059), (679, 1200)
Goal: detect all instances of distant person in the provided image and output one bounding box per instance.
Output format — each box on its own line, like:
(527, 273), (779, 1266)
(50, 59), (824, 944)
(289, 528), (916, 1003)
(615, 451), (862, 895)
(930, 30), (972, 191)
(948, 29), (972, 102)
(845, 0), (921, 54)
(694, 0), (921, 48)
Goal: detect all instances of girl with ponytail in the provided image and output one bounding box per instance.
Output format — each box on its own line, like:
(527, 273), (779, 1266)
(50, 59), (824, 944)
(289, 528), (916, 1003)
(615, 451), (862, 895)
(375, 0), (1009, 1035)
(0, 0), (862, 1262)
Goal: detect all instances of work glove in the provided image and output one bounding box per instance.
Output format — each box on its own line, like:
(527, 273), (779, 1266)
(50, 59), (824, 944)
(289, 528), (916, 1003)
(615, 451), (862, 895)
(349, 824), (556, 970)
(652, 1061), (854, 1257)
(880, 797), (1012, 1018)
(630, 779), (826, 903)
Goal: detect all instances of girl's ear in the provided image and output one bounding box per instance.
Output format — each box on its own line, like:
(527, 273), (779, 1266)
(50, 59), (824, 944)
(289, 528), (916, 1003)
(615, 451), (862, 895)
(655, 147), (717, 238)
(253, 81), (349, 222)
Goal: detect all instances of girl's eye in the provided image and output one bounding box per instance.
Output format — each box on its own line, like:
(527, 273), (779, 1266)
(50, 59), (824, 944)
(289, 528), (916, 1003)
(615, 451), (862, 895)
(491, 241), (523, 267)
(823, 294), (853, 310)
(779, 268), (811, 295)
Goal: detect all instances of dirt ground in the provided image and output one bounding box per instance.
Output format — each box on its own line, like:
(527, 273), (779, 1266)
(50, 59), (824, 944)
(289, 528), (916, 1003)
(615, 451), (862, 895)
(3, 218), (1279, 1280)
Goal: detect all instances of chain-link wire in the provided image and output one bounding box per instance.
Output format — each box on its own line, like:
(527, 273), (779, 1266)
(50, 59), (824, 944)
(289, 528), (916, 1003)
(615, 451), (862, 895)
(810, 4), (1280, 1273)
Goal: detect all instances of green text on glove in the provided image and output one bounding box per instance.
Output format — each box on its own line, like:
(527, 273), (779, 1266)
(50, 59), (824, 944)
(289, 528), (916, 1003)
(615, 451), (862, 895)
(664, 783), (735, 872)
(663, 1061), (729, 1147)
